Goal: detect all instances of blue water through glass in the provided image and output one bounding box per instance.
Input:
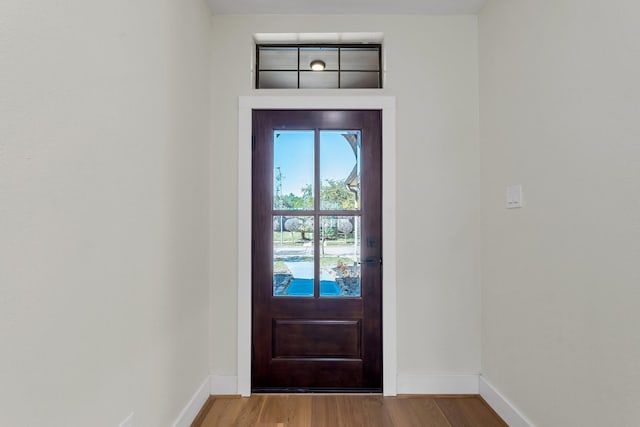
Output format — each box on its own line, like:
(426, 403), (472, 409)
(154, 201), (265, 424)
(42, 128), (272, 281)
(285, 279), (340, 296)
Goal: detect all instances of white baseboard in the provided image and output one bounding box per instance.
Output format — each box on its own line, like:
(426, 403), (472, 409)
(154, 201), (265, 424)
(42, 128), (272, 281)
(171, 376), (211, 427)
(479, 376), (534, 427)
(396, 374), (479, 394)
(210, 375), (238, 395)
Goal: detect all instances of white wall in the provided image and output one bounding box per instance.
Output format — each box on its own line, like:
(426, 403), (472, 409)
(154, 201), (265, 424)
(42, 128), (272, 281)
(0, 1), (211, 426)
(209, 15), (481, 383)
(479, 1), (640, 425)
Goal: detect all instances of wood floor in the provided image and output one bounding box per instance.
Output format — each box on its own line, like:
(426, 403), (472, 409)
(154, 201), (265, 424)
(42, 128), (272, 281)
(192, 394), (507, 427)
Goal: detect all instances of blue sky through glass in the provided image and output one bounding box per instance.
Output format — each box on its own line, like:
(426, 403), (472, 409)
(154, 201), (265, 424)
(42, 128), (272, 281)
(274, 130), (359, 199)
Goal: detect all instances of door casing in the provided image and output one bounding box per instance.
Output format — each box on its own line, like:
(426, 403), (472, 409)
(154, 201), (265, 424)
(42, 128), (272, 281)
(237, 96), (397, 396)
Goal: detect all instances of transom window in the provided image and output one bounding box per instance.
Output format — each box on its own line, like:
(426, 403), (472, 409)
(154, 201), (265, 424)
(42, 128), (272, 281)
(256, 44), (382, 89)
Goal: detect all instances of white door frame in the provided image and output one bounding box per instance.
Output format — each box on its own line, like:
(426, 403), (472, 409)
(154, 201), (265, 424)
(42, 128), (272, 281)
(237, 96), (397, 396)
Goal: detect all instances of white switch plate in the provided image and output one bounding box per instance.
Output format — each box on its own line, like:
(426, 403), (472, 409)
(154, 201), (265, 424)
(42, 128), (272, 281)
(506, 185), (523, 209)
(119, 412), (134, 427)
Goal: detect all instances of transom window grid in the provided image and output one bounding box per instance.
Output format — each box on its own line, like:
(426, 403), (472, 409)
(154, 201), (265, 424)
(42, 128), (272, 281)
(256, 44), (383, 89)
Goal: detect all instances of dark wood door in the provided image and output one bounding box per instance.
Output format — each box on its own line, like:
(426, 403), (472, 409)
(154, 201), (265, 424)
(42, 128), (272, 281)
(252, 110), (382, 392)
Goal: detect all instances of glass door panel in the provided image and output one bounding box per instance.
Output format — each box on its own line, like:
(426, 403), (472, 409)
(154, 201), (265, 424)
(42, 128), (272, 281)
(273, 131), (314, 210)
(320, 131), (361, 210)
(273, 216), (314, 297)
(272, 129), (364, 298)
(320, 216), (361, 297)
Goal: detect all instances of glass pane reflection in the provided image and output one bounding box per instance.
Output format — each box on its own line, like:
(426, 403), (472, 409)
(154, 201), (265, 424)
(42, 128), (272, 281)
(259, 47), (298, 70)
(320, 216), (361, 297)
(340, 48), (380, 71)
(320, 131), (361, 210)
(340, 72), (380, 89)
(299, 71), (339, 89)
(259, 71), (298, 89)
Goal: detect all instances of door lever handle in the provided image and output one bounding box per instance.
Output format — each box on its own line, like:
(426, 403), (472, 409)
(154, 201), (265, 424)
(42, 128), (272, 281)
(364, 256), (382, 266)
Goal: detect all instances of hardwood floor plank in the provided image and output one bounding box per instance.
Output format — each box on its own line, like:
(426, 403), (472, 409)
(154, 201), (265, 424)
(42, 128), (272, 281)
(191, 396), (215, 427)
(478, 396), (509, 425)
(386, 396), (452, 427)
(335, 395), (394, 427)
(257, 395), (311, 427)
(235, 395), (266, 427)
(310, 396), (340, 427)
(435, 397), (508, 427)
(195, 395), (507, 427)
(200, 397), (244, 427)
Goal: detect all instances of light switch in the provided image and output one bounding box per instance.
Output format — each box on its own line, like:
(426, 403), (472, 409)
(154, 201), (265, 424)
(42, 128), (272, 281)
(506, 185), (523, 209)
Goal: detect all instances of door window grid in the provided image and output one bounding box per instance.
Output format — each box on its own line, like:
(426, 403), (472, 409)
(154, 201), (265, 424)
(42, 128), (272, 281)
(272, 129), (362, 297)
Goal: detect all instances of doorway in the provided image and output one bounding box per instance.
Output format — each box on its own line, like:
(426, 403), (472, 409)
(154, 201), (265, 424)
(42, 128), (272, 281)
(252, 110), (382, 392)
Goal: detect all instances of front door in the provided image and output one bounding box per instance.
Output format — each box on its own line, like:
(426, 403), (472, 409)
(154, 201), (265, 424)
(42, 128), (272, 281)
(252, 110), (382, 392)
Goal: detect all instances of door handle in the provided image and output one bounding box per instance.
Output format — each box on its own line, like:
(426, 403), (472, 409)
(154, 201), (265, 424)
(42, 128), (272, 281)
(364, 256), (382, 266)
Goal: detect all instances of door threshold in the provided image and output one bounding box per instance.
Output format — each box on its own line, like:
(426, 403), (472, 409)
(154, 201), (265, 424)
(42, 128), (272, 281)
(252, 387), (383, 394)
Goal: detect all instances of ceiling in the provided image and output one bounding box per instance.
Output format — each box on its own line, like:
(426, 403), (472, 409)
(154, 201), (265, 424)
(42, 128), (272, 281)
(207, 0), (487, 15)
